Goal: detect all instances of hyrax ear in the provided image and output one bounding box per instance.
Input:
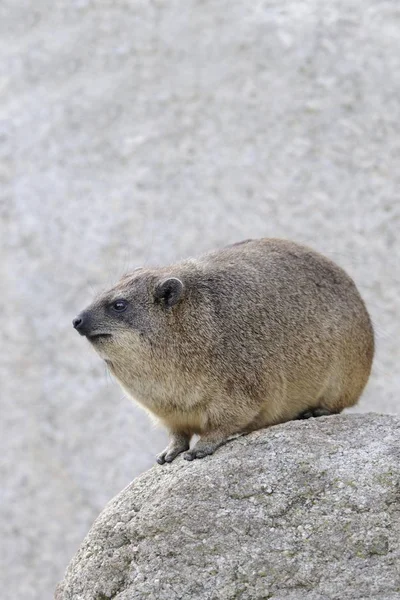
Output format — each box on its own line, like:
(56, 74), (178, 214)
(154, 277), (184, 308)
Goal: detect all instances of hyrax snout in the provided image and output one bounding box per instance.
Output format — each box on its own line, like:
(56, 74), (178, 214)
(73, 239), (374, 463)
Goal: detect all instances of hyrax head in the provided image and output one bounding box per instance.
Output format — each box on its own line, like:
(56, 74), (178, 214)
(72, 269), (185, 363)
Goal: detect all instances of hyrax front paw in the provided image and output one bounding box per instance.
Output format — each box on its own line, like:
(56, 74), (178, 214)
(156, 446), (186, 464)
(183, 447), (214, 461)
(156, 433), (190, 465)
(183, 437), (226, 461)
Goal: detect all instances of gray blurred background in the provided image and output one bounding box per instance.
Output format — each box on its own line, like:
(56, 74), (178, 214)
(1, 0), (399, 598)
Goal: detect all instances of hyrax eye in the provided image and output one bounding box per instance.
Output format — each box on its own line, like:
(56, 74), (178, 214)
(111, 299), (128, 312)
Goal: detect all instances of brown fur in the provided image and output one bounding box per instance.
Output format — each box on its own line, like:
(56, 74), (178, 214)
(73, 239), (374, 462)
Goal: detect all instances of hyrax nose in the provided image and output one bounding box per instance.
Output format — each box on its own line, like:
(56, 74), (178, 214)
(72, 314), (86, 335)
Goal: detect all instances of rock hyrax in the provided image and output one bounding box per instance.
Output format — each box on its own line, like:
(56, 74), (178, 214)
(73, 239), (374, 463)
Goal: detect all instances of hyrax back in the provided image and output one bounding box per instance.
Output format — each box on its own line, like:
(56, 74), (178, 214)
(73, 238), (374, 463)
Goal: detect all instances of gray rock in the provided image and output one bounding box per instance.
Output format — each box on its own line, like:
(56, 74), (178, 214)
(55, 413), (400, 600)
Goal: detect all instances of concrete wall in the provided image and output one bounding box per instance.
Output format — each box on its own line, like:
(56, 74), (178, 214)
(1, 1), (399, 598)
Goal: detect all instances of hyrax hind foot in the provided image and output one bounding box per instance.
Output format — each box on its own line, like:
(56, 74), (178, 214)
(297, 407), (340, 420)
(156, 432), (190, 464)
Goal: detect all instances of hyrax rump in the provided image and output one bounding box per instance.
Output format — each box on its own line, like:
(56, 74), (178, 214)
(73, 239), (374, 463)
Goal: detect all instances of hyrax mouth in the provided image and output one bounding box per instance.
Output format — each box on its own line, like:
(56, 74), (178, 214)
(87, 333), (112, 342)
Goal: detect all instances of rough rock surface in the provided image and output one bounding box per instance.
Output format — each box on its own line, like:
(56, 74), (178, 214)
(56, 414), (400, 600)
(2, 0), (400, 597)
